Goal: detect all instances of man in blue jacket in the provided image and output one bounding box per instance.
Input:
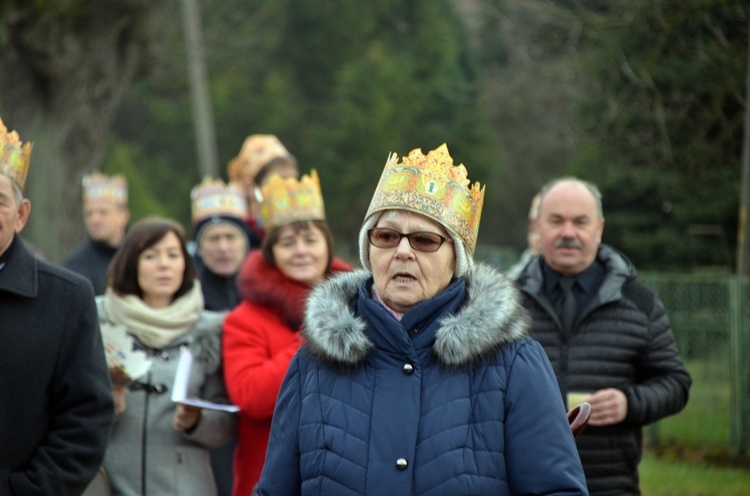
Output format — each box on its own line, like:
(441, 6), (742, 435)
(0, 117), (114, 496)
(516, 177), (692, 495)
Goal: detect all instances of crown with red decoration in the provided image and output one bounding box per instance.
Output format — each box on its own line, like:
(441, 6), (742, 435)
(365, 144), (485, 255)
(83, 172), (128, 205)
(191, 177), (248, 224)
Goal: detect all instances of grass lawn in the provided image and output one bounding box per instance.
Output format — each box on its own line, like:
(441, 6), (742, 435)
(648, 357), (730, 447)
(638, 358), (750, 495)
(640, 448), (750, 496)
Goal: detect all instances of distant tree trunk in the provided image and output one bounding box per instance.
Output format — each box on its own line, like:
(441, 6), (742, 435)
(0, 1), (166, 262)
(737, 14), (750, 276)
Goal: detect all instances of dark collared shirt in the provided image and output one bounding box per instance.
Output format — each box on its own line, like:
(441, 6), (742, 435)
(542, 257), (605, 319)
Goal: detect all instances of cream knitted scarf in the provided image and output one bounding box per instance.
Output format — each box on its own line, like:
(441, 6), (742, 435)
(103, 282), (204, 349)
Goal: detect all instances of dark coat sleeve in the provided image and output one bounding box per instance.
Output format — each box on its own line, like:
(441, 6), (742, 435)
(621, 286), (692, 426)
(1, 275), (114, 496)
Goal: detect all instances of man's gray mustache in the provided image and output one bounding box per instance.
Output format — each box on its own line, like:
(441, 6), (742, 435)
(555, 239), (583, 249)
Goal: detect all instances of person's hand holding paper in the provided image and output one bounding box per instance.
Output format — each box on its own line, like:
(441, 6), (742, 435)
(101, 323), (152, 414)
(171, 346), (240, 413)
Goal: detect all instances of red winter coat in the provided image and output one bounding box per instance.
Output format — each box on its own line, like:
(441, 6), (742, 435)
(222, 250), (351, 496)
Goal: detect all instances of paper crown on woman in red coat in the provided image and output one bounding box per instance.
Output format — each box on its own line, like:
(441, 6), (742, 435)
(258, 169), (325, 232)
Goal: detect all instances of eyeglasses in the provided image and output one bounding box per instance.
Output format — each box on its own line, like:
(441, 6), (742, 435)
(367, 227), (452, 253)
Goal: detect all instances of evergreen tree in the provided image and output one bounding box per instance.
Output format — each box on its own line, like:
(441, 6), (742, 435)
(573, 0), (748, 270)
(108, 0), (499, 256)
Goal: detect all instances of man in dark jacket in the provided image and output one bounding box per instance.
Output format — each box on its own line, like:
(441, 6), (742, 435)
(63, 171), (129, 295)
(516, 177), (691, 495)
(191, 177), (251, 311)
(190, 177), (251, 496)
(0, 117), (114, 496)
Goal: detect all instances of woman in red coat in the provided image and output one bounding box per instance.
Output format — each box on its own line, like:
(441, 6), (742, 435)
(222, 170), (351, 496)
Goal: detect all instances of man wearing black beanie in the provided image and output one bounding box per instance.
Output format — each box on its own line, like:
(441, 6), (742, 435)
(194, 214), (250, 311)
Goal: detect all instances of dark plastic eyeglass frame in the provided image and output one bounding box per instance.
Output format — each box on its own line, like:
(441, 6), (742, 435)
(367, 227), (452, 253)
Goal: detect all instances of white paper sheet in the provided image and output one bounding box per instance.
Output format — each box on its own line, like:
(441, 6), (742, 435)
(101, 323), (152, 381)
(171, 346), (240, 413)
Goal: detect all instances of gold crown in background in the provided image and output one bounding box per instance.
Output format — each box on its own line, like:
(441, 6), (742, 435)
(365, 143), (485, 255)
(83, 172), (128, 205)
(260, 169), (325, 231)
(191, 178), (248, 224)
(0, 117), (32, 193)
(227, 134), (292, 184)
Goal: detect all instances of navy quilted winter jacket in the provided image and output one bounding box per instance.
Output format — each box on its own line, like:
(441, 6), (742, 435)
(255, 265), (588, 496)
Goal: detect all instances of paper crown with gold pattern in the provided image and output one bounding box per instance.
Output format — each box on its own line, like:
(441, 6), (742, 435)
(259, 169), (325, 231)
(191, 177), (248, 224)
(227, 134), (294, 184)
(365, 144), (485, 255)
(83, 172), (128, 205)
(0, 117), (32, 193)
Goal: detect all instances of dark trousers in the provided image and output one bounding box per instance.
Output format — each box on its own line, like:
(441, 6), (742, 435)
(212, 438), (236, 496)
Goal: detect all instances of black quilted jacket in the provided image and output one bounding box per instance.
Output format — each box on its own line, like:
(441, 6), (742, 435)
(516, 244), (692, 496)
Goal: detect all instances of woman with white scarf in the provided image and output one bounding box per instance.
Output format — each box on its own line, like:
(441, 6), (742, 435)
(96, 216), (236, 496)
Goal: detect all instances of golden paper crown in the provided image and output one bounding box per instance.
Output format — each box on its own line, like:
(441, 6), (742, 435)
(83, 172), (128, 205)
(260, 169), (325, 231)
(227, 134), (292, 183)
(0, 117), (32, 193)
(365, 144), (485, 255)
(190, 177), (248, 224)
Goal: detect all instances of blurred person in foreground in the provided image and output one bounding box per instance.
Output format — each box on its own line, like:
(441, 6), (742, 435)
(505, 191), (541, 280)
(515, 177), (691, 495)
(227, 134), (299, 246)
(97, 216), (236, 496)
(189, 178), (251, 496)
(253, 144), (588, 496)
(0, 117), (114, 495)
(63, 171), (130, 295)
(222, 169), (351, 496)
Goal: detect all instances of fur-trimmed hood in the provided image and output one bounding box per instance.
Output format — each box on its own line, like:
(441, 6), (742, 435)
(303, 262), (530, 367)
(238, 250), (313, 330)
(238, 250), (352, 330)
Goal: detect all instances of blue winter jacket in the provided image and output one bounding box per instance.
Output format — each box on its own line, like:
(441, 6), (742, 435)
(255, 264), (588, 496)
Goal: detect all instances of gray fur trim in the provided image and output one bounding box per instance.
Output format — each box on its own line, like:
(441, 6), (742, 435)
(302, 263), (528, 367)
(303, 270), (373, 366)
(433, 263), (528, 366)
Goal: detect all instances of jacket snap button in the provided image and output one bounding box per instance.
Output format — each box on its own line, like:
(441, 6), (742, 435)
(402, 363), (414, 375)
(396, 458), (408, 470)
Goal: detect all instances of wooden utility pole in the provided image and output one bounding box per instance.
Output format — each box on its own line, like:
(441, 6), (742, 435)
(730, 14), (750, 457)
(180, 0), (219, 179)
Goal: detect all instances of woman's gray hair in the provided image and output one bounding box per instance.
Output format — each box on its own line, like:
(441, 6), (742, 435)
(358, 210), (473, 278)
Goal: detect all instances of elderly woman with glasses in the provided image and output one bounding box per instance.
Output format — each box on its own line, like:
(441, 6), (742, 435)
(253, 145), (588, 496)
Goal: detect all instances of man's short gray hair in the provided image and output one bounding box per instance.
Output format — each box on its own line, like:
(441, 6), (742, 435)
(539, 177), (603, 219)
(1, 172), (24, 205)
